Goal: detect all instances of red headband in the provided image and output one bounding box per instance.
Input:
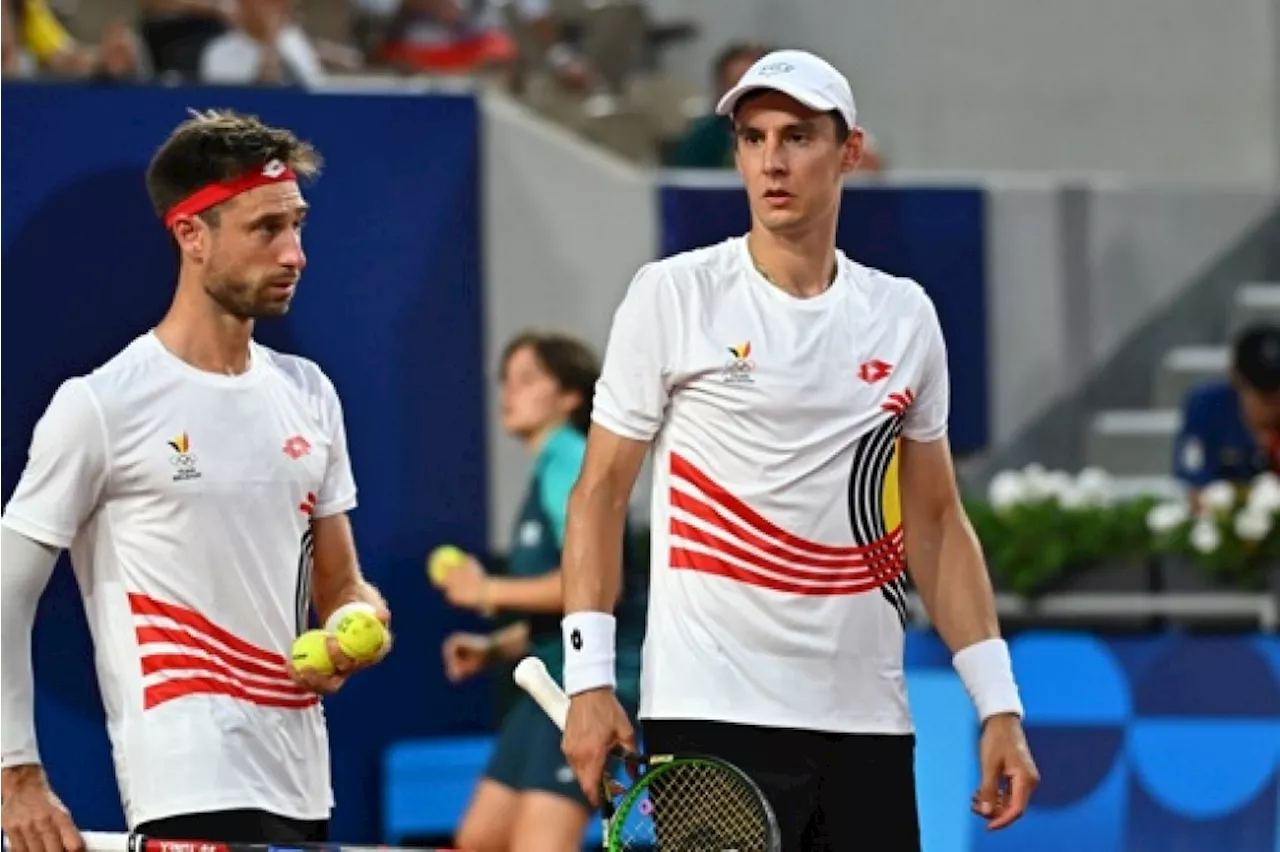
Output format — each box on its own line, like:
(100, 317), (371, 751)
(163, 159), (297, 229)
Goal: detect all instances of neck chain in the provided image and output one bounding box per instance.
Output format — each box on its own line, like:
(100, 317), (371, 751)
(749, 245), (838, 294)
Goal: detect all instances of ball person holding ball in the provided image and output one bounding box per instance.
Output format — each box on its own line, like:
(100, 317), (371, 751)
(434, 332), (648, 852)
(0, 110), (390, 850)
(556, 50), (1039, 851)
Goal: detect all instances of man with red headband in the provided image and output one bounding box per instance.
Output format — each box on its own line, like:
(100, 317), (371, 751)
(0, 110), (390, 850)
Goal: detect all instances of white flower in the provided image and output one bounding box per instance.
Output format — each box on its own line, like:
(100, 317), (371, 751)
(1019, 464), (1051, 501)
(988, 470), (1026, 511)
(1043, 470), (1074, 499)
(1146, 501), (1190, 534)
(1234, 507), (1273, 542)
(1057, 484), (1087, 510)
(1076, 467), (1115, 506)
(1199, 481), (1238, 514)
(1247, 472), (1280, 514)
(1190, 518), (1222, 554)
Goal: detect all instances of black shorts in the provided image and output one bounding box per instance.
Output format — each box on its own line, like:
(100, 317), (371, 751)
(642, 719), (921, 852)
(134, 809), (328, 845)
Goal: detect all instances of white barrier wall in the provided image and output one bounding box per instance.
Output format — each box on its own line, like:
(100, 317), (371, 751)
(481, 92), (1277, 547)
(481, 91), (659, 546)
(985, 182), (1278, 444)
(650, 0), (1280, 184)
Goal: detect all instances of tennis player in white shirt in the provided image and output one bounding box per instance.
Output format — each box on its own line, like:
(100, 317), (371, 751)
(1, 110), (390, 851)
(556, 50), (1040, 851)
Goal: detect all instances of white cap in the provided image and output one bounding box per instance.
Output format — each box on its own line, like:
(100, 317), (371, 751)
(715, 49), (857, 129)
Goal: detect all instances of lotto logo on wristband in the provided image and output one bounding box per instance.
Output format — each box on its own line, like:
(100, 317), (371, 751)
(571, 628), (583, 650)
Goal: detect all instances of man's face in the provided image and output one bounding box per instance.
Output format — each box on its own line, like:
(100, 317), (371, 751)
(201, 182), (308, 319)
(733, 91), (862, 235)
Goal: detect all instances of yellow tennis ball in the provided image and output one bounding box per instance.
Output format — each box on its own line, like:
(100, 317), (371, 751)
(291, 629), (335, 676)
(333, 609), (387, 663)
(428, 544), (466, 586)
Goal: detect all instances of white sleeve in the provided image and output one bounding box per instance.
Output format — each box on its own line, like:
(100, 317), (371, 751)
(902, 291), (950, 442)
(199, 36), (254, 84)
(2, 378), (110, 549)
(1, 526), (60, 768)
(592, 263), (681, 442)
(314, 375), (358, 518)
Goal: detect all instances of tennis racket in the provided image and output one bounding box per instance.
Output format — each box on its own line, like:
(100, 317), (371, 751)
(513, 657), (782, 852)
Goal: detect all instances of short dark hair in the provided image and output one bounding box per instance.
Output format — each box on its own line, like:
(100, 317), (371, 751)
(144, 109), (323, 225)
(500, 331), (601, 435)
(731, 89), (852, 142)
(1233, 323), (1280, 393)
(714, 41), (767, 88)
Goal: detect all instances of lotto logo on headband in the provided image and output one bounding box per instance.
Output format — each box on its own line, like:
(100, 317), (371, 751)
(163, 159), (298, 228)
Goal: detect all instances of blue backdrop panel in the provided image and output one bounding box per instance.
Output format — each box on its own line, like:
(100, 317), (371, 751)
(908, 632), (1280, 852)
(658, 184), (990, 454)
(1, 83), (491, 842)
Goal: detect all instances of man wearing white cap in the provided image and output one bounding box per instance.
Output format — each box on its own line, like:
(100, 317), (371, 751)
(556, 49), (1040, 850)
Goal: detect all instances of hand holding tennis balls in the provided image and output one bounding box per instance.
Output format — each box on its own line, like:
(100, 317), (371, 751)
(289, 600), (392, 695)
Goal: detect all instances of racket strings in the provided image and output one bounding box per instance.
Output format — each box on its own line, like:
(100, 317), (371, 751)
(619, 762), (771, 851)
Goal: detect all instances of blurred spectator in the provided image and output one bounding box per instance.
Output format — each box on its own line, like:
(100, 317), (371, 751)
(2, 0), (147, 81)
(352, 0), (515, 75)
(138, 0), (235, 81)
(200, 0), (325, 87)
(666, 40), (765, 168)
(666, 40), (885, 173)
(351, 0), (590, 90)
(1174, 324), (1280, 498)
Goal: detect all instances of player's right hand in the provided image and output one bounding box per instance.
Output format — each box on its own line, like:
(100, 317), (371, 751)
(561, 688), (636, 808)
(1, 765), (84, 852)
(442, 632), (492, 682)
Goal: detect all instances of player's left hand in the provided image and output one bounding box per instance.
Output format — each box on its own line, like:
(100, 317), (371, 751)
(289, 602), (392, 696)
(972, 713), (1039, 830)
(440, 555), (487, 610)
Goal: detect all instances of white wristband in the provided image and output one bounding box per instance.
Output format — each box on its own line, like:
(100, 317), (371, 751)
(562, 611), (616, 696)
(952, 638), (1024, 722)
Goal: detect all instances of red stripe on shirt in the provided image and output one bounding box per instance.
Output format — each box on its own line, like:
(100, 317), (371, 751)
(670, 518), (903, 583)
(670, 546), (905, 596)
(670, 488), (902, 569)
(129, 594), (282, 666)
(670, 453), (879, 558)
(129, 593), (313, 710)
(143, 677), (318, 711)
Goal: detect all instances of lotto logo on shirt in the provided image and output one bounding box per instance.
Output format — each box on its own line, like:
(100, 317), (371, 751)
(167, 432), (202, 482)
(721, 342), (756, 384)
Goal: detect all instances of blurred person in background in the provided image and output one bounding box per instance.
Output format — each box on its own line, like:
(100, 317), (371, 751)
(199, 0), (360, 86)
(1174, 323), (1280, 501)
(350, 0), (590, 90)
(668, 40), (885, 173)
(667, 40), (766, 168)
(436, 331), (647, 852)
(138, 0), (236, 81)
(2, 0), (144, 80)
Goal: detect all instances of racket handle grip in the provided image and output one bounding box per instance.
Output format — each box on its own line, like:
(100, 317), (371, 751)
(514, 657), (570, 730)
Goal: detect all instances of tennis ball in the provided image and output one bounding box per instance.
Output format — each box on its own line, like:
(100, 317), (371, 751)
(428, 544), (466, 586)
(324, 600), (378, 633)
(333, 608), (387, 663)
(291, 629), (335, 676)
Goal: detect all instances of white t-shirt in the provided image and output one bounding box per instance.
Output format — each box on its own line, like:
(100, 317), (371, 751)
(593, 236), (950, 735)
(1, 333), (357, 826)
(200, 26), (325, 89)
